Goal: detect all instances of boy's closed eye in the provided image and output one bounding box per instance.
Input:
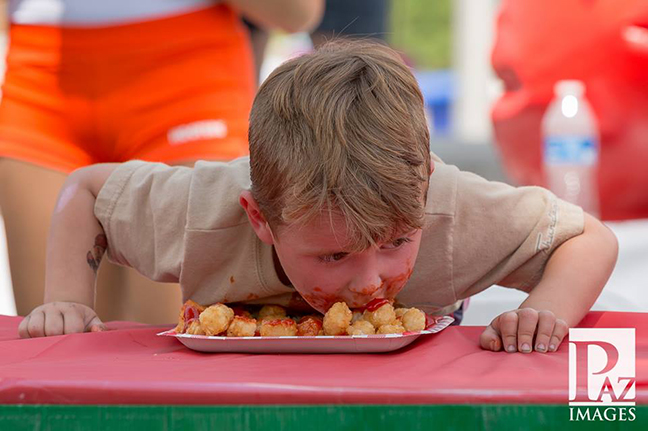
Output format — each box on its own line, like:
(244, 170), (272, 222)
(317, 237), (413, 264)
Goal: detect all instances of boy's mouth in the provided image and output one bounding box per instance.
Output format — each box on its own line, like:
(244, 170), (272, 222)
(300, 289), (390, 313)
(298, 267), (415, 313)
(347, 267), (415, 308)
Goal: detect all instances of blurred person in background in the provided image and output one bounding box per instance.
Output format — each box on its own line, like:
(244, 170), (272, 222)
(0, 0), (323, 325)
(246, 0), (389, 81)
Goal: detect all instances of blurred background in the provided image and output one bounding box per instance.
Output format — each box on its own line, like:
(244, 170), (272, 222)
(0, 0), (646, 324)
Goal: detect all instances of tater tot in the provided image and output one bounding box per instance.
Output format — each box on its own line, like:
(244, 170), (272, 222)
(347, 320), (376, 335)
(401, 308), (426, 332)
(175, 299), (206, 333)
(394, 307), (410, 318)
(363, 303), (396, 327)
(199, 303), (235, 336)
(258, 305), (287, 320)
(186, 319), (206, 335)
(227, 316), (258, 337)
(323, 302), (352, 335)
(297, 316), (323, 336)
(260, 318), (298, 336)
(377, 323), (406, 334)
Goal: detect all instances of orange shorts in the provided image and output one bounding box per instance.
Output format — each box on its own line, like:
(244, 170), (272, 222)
(0, 5), (255, 173)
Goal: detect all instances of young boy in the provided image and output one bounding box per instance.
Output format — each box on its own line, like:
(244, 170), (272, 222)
(18, 41), (618, 354)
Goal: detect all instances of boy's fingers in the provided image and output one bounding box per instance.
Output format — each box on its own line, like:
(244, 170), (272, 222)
(534, 311), (556, 353)
(516, 308), (539, 354)
(548, 319), (569, 352)
(44, 310), (64, 337)
(84, 315), (106, 333)
(89, 324), (105, 333)
(479, 324), (502, 351)
(63, 310), (86, 334)
(18, 315), (31, 339)
(26, 311), (45, 338)
(495, 311), (519, 353)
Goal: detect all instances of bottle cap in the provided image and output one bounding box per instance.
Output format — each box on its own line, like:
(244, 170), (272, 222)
(555, 80), (585, 97)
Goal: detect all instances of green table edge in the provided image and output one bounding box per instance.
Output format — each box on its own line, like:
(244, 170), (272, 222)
(1, 404), (646, 430)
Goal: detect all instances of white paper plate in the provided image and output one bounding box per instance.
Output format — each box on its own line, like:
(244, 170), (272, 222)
(157, 315), (455, 354)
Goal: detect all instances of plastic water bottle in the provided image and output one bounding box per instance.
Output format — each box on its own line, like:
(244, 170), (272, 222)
(541, 80), (600, 217)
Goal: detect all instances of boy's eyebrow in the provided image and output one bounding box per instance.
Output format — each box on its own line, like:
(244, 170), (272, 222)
(384, 229), (418, 243)
(302, 246), (351, 256)
(303, 230), (418, 256)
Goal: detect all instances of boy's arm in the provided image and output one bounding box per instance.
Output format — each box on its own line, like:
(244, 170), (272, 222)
(44, 164), (119, 306)
(480, 213), (618, 353)
(18, 164), (119, 338)
(518, 212), (618, 327)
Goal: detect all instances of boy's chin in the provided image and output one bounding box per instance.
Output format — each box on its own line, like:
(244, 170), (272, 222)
(291, 290), (335, 314)
(283, 289), (325, 314)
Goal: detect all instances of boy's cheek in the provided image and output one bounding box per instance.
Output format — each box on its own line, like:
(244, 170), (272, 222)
(386, 268), (413, 297)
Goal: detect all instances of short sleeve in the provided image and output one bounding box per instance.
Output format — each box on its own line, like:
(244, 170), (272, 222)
(452, 170), (584, 298)
(94, 160), (192, 282)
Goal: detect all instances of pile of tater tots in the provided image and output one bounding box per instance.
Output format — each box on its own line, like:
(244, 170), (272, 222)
(175, 298), (428, 337)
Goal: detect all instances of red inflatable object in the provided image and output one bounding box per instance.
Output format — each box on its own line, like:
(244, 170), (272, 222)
(492, 0), (648, 221)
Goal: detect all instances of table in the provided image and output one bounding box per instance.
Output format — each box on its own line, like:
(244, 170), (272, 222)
(1, 311), (646, 430)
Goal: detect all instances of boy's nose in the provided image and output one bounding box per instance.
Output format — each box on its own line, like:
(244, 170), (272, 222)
(347, 274), (383, 296)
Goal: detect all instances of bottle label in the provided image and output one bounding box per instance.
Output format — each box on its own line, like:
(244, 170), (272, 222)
(544, 136), (598, 165)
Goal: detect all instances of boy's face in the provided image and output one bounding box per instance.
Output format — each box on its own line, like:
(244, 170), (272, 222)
(269, 212), (423, 313)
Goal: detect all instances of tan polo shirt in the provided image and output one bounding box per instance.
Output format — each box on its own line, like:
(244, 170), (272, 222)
(94, 154), (584, 316)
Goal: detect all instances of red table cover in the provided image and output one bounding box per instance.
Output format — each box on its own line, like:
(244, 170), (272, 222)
(0, 312), (646, 405)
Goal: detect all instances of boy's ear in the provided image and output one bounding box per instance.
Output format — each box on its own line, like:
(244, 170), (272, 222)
(239, 190), (275, 245)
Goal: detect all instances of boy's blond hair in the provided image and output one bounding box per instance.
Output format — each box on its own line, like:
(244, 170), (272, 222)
(249, 40), (431, 251)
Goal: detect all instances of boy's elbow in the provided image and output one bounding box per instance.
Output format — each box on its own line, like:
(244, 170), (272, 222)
(64, 166), (93, 192)
(585, 212), (619, 268)
(604, 222), (619, 267)
(66, 163), (120, 198)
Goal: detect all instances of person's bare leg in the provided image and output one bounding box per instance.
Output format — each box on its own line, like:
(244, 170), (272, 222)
(0, 158), (69, 316)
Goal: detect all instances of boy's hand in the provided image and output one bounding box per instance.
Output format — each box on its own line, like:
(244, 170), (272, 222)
(479, 308), (569, 353)
(18, 302), (106, 339)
